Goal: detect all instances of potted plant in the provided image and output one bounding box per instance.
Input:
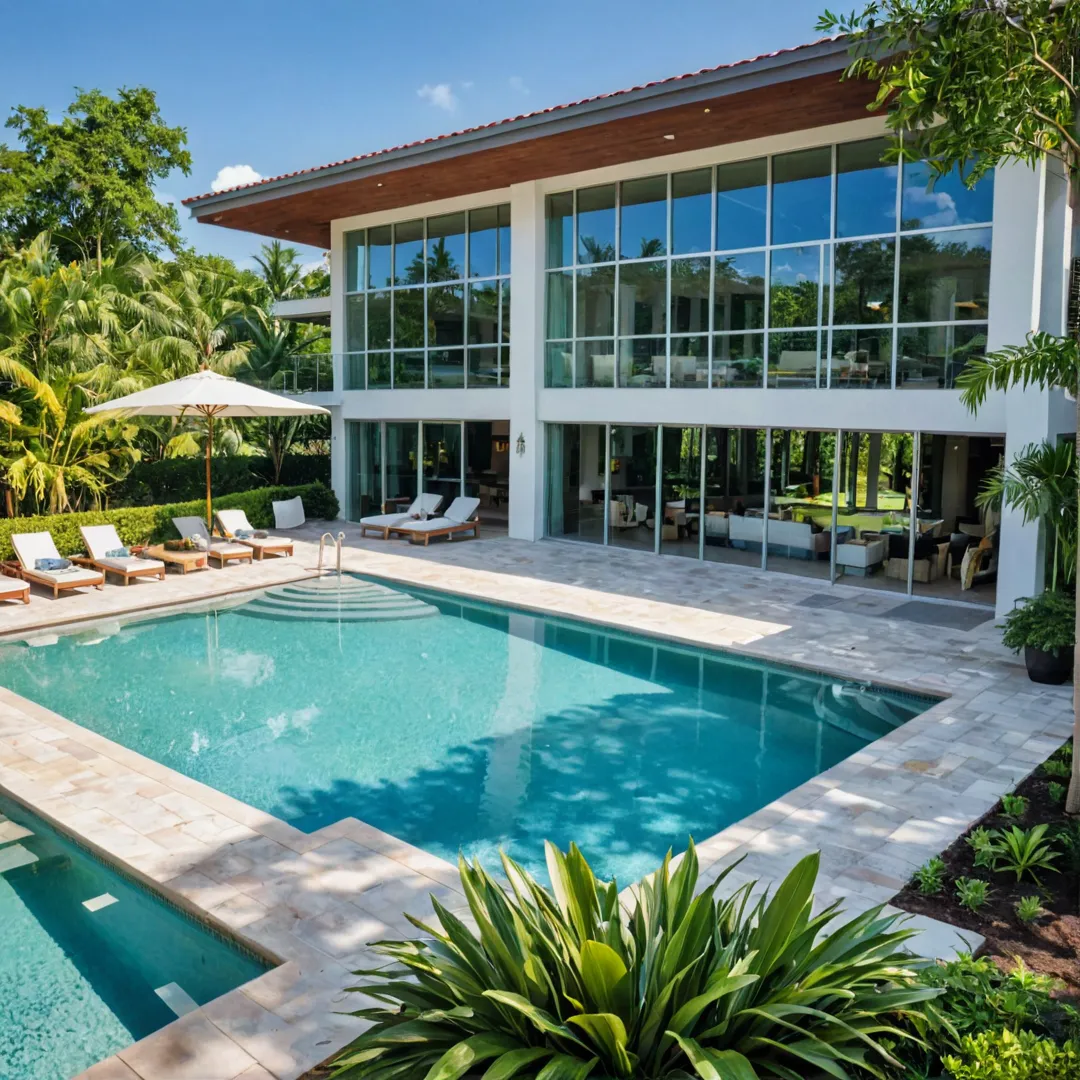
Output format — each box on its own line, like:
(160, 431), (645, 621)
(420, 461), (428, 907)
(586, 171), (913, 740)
(1001, 590), (1076, 684)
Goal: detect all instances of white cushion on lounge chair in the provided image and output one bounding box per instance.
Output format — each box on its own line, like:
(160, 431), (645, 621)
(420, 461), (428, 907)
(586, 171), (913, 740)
(273, 496), (305, 530)
(80, 524), (165, 573)
(0, 577), (27, 598)
(360, 493), (443, 530)
(395, 497), (480, 534)
(215, 509), (292, 554)
(172, 517), (251, 557)
(11, 532), (103, 586)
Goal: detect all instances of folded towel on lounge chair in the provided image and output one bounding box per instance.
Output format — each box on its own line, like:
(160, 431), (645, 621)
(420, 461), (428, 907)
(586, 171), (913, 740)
(105, 546), (130, 558)
(35, 557), (72, 572)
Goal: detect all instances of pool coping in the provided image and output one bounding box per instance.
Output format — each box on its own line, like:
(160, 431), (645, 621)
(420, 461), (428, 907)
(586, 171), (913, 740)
(0, 536), (1072, 1079)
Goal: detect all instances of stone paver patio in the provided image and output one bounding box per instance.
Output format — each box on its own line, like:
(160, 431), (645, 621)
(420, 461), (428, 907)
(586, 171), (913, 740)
(0, 523), (1071, 1079)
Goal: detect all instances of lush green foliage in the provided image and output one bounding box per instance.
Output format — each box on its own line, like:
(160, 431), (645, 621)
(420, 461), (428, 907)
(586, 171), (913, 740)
(915, 855), (946, 895)
(1015, 896), (1045, 925)
(1049, 782), (1067, 805)
(979, 441), (1077, 592)
(0, 87), (192, 262)
(1001, 593), (1076, 654)
(917, 954), (1067, 1041)
(1042, 757), (1071, 779)
(108, 453), (330, 506)
(954, 877), (990, 913)
(332, 844), (940, 1080)
(942, 1027), (1080, 1080)
(0, 481), (336, 560)
(991, 825), (1060, 885)
(967, 827), (997, 869)
(1002, 794), (1030, 820)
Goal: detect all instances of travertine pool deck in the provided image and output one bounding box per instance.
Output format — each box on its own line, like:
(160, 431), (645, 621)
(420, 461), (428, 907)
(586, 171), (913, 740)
(0, 524), (1071, 1079)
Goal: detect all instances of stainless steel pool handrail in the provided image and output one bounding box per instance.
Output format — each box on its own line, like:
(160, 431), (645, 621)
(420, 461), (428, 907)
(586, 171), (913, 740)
(317, 531), (346, 577)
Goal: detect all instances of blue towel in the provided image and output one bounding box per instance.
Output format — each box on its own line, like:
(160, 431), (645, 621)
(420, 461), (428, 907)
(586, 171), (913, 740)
(235, 530), (254, 539)
(104, 547), (130, 558)
(35, 557), (71, 571)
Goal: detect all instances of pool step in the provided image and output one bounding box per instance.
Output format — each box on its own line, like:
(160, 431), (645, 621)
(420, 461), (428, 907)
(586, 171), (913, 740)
(237, 578), (436, 623)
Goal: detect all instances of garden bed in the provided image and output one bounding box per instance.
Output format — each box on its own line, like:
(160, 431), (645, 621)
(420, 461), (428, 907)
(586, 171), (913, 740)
(893, 741), (1080, 998)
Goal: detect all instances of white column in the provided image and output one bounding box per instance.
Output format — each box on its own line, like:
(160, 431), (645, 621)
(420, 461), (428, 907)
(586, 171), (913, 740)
(508, 181), (545, 540)
(328, 223), (348, 516)
(988, 161), (1050, 616)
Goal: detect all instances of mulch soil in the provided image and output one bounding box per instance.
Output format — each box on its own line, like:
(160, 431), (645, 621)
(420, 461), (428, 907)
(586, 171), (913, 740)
(893, 754), (1080, 998)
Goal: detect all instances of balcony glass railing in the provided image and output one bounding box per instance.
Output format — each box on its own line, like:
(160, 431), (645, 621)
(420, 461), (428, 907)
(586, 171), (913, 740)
(242, 354), (336, 395)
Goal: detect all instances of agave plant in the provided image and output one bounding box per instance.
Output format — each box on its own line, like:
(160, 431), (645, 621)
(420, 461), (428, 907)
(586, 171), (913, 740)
(332, 843), (940, 1080)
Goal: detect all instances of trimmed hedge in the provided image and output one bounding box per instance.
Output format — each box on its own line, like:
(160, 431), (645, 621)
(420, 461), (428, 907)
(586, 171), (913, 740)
(109, 453), (331, 506)
(0, 482), (339, 561)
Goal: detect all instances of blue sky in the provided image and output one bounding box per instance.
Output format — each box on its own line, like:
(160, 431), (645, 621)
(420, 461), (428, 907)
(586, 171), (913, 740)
(0, 1), (827, 268)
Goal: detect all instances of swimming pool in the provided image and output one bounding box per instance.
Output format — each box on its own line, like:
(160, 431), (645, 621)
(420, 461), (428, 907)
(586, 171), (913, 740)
(0, 576), (932, 883)
(0, 791), (268, 1080)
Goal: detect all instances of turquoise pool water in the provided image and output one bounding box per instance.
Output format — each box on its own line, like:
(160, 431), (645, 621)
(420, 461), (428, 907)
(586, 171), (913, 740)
(0, 577), (931, 883)
(0, 792), (267, 1080)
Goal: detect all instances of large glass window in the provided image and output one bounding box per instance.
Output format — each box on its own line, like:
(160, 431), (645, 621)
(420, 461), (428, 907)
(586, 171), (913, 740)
(660, 427), (702, 558)
(385, 422), (419, 506)
(766, 429), (836, 579)
(546, 424), (606, 543)
(423, 422), (462, 505)
(609, 426), (657, 550)
(343, 203), (510, 389)
(543, 143), (991, 390)
(703, 428), (768, 569)
(347, 421), (382, 521)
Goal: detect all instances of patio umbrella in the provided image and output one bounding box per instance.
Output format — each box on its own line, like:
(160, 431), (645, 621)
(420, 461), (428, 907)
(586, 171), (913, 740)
(86, 369), (330, 531)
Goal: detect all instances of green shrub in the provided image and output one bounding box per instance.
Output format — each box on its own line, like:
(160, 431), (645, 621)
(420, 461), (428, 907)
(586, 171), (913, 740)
(1002, 793), (1029, 820)
(1000, 591), (1075, 654)
(916, 855), (947, 894)
(968, 826), (1000, 869)
(108, 453), (330, 505)
(1015, 896), (1045, 924)
(1042, 757), (1071, 779)
(0, 482), (338, 560)
(992, 825), (1060, 885)
(955, 876), (990, 912)
(331, 845), (940, 1080)
(1049, 781), (1068, 805)
(942, 1027), (1080, 1079)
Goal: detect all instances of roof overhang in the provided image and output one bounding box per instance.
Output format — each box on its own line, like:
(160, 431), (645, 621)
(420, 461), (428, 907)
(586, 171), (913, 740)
(187, 37), (874, 247)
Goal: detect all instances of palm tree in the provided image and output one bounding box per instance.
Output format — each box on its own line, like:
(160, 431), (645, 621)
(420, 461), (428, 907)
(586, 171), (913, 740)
(254, 240), (302, 303)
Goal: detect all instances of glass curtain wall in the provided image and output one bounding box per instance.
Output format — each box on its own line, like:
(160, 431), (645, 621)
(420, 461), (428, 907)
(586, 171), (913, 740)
(385, 422), (419, 509)
(343, 204), (510, 389)
(765, 430), (836, 579)
(465, 421), (510, 521)
(545, 424), (606, 543)
(422, 422), (463, 507)
(346, 421), (383, 521)
(702, 429), (768, 569)
(833, 432), (913, 593)
(659, 427), (702, 558)
(544, 140), (992, 391)
(608, 427), (657, 550)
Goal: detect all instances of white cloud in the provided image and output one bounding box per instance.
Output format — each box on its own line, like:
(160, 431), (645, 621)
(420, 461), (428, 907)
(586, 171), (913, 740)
(508, 75), (529, 95)
(211, 164), (263, 193)
(417, 83), (457, 112)
(902, 185), (958, 228)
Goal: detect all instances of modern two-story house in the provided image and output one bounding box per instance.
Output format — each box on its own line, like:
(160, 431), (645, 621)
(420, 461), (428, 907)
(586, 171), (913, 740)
(184, 36), (1076, 618)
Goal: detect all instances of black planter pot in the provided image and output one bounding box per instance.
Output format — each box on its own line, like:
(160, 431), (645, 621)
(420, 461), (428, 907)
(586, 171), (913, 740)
(1024, 645), (1074, 685)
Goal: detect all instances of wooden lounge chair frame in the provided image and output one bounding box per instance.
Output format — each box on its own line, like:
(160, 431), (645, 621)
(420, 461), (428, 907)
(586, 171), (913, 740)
(71, 555), (166, 585)
(206, 543), (254, 568)
(389, 517), (481, 546)
(0, 572), (30, 604)
(2, 559), (104, 599)
(214, 510), (294, 560)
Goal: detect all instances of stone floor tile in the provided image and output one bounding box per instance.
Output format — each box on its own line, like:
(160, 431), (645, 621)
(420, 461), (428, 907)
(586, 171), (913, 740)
(117, 1011), (257, 1080)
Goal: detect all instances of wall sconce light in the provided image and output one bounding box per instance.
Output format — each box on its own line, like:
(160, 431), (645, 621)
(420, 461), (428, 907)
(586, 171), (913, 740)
(516, 433), (526, 456)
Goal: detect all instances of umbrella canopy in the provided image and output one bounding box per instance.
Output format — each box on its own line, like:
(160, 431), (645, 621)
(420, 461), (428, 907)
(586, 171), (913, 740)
(86, 369), (330, 529)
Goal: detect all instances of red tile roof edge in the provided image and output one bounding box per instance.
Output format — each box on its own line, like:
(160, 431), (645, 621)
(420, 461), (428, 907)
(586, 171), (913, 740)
(183, 34), (845, 207)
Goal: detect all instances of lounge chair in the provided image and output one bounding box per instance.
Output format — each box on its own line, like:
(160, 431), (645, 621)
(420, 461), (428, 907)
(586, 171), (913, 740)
(0, 574), (30, 604)
(172, 517), (254, 568)
(389, 497), (480, 546)
(73, 524), (166, 585)
(273, 495), (305, 530)
(215, 509), (294, 560)
(4, 531), (104, 598)
(359, 493), (443, 539)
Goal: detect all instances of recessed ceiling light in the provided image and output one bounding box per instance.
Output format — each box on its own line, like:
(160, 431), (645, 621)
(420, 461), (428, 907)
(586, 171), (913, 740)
(703, 108), (711, 114)
(663, 134), (675, 141)
(377, 181), (383, 187)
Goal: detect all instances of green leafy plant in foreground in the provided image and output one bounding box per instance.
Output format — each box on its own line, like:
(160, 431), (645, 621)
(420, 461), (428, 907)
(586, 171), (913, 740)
(955, 877), (990, 913)
(1042, 757), (1071, 779)
(992, 825), (1061, 886)
(331, 845), (942, 1080)
(942, 1027), (1080, 1080)
(1001, 794), (1029, 820)
(1015, 896), (1046, 925)
(999, 591), (1076, 656)
(967, 827), (999, 870)
(915, 855), (946, 895)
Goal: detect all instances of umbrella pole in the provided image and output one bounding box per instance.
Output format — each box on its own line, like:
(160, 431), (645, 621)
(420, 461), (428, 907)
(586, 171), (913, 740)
(206, 413), (213, 532)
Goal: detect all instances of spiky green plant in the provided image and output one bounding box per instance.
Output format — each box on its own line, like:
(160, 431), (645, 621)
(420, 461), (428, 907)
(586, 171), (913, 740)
(331, 844), (941, 1080)
(966, 828), (998, 870)
(915, 856), (946, 895)
(1001, 794), (1028, 820)
(1043, 757), (1071, 779)
(1015, 896), (1045, 925)
(991, 825), (1061, 886)
(954, 878), (990, 914)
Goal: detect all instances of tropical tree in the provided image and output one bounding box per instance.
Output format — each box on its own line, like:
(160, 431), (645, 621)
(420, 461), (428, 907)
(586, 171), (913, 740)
(0, 87), (191, 266)
(818, 0), (1080, 807)
(254, 240), (303, 303)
